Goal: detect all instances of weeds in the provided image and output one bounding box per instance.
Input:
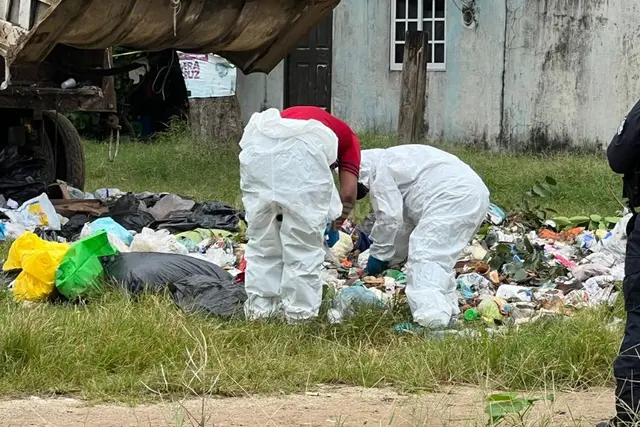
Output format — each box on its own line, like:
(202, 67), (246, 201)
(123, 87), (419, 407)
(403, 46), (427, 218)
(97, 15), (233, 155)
(0, 130), (627, 406)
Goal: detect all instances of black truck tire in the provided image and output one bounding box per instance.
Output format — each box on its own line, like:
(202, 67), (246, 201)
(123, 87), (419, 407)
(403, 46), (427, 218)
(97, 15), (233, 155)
(43, 111), (86, 190)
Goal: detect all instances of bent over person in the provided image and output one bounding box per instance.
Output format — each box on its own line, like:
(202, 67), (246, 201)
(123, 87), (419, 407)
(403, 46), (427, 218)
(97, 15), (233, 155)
(357, 145), (489, 328)
(238, 107), (360, 322)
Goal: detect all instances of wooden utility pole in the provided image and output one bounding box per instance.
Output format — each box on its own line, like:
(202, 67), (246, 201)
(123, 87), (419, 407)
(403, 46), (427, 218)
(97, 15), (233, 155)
(397, 30), (429, 145)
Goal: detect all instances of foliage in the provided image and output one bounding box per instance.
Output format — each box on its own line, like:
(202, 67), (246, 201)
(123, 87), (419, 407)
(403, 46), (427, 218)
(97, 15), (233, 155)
(485, 392), (554, 426)
(510, 176), (557, 229)
(484, 236), (567, 285)
(552, 214), (622, 232)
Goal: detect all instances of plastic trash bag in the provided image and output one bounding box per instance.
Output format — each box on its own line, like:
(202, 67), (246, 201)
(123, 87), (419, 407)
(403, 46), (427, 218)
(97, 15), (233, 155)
(1, 193), (61, 230)
(168, 274), (247, 318)
(0, 146), (47, 204)
(330, 231), (354, 259)
(3, 232), (70, 302)
(81, 217), (133, 246)
(101, 252), (232, 294)
(103, 193), (154, 233)
(130, 228), (189, 255)
(55, 230), (119, 299)
(149, 194), (195, 220)
(327, 286), (384, 323)
(190, 201), (244, 231)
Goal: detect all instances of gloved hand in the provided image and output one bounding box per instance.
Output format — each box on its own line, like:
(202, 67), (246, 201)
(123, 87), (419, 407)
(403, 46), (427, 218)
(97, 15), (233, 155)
(325, 226), (340, 248)
(365, 256), (388, 276)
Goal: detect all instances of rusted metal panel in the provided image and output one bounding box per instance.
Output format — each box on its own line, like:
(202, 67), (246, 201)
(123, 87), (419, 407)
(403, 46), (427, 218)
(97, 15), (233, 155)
(0, 85), (113, 112)
(0, 0), (340, 74)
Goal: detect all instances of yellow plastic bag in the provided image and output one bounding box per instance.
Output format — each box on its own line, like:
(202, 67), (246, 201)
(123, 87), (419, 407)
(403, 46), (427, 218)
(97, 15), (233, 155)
(3, 232), (70, 302)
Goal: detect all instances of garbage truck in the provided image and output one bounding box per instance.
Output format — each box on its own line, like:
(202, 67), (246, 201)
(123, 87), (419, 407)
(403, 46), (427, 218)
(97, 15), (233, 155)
(0, 0), (339, 195)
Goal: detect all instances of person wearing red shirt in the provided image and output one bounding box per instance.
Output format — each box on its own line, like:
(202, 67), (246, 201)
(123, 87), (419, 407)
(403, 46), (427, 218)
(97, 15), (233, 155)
(281, 106), (361, 231)
(239, 108), (346, 321)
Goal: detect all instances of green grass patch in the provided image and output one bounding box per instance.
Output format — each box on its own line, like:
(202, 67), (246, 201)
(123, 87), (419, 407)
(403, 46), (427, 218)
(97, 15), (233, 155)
(0, 130), (626, 402)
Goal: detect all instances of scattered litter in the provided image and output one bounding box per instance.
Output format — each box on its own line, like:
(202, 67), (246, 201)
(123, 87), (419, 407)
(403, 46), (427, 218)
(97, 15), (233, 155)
(3, 232), (70, 302)
(130, 227), (189, 254)
(1, 193), (61, 230)
(328, 286), (385, 323)
(81, 217), (133, 246)
(55, 230), (119, 299)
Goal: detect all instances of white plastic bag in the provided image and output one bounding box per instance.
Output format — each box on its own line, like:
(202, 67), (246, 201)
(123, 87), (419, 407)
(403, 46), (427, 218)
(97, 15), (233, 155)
(330, 231), (354, 259)
(130, 228), (189, 255)
(1, 193), (61, 230)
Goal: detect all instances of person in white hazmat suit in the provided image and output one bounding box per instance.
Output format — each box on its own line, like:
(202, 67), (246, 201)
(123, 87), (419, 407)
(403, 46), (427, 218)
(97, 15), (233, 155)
(358, 145), (490, 328)
(239, 108), (343, 321)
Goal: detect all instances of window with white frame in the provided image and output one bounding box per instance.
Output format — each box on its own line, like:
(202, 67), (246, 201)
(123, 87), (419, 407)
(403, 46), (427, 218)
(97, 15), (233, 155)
(390, 0), (446, 71)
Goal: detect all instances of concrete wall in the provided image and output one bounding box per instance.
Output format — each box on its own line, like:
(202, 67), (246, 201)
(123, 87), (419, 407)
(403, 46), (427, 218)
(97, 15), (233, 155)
(236, 0), (640, 149)
(502, 0), (640, 150)
(236, 61), (284, 124)
(331, 0), (506, 147)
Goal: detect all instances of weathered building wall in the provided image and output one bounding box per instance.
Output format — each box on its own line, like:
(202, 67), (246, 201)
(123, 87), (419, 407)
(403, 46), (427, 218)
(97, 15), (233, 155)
(331, 0), (506, 147)
(235, 0), (640, 149)
(236, 62), (284, 124)
(502, 0), (640, 150)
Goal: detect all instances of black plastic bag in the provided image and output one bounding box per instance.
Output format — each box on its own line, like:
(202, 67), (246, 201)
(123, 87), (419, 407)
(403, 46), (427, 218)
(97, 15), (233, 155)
(188, 201), (245, 231)
(148, 201), (245, 233)
(101, 252), (232, 294)
(103, 193), (154, 233)
(0, 147), (47, 203)
(60, 213), (91, 240)
(168, 274), (246, 319)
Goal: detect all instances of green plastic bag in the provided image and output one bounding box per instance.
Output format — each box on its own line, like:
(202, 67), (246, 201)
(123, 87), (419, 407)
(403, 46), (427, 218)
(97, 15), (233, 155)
(55, 230), (119, 299)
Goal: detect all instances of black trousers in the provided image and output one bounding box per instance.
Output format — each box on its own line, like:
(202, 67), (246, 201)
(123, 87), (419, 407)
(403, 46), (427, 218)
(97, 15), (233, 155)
(614, 214), (640, 425)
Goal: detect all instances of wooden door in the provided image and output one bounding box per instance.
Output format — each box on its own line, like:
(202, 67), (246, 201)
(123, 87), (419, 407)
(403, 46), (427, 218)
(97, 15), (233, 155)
(284, 14), (333, 111)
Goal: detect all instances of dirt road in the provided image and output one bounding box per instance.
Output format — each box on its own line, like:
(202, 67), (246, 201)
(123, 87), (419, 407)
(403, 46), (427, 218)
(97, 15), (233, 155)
(0, 386), (614, 426)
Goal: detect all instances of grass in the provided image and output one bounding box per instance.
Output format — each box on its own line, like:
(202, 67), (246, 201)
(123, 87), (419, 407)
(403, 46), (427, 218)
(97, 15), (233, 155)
(0, 128), (628, 403)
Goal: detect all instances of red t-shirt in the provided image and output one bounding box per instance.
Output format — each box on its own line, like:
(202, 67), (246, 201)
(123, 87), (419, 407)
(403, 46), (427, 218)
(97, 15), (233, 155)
(281, 106), (361, 177)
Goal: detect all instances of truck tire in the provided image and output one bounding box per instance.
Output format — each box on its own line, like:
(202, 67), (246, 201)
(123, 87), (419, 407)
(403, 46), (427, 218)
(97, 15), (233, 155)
(33, 131), (56, 184)
(43, 111), (86, 190)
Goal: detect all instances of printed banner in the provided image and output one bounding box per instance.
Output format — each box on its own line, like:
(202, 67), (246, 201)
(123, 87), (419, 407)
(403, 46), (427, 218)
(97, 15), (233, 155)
(177, 52), (237, 99)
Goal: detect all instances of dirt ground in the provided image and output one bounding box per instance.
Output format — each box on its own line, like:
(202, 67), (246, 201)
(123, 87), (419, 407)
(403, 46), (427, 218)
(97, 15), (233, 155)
(0, 385), (614, 427)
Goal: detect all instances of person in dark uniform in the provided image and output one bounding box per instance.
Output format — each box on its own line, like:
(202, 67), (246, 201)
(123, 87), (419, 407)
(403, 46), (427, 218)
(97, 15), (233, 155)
(601, 99), (640, 426)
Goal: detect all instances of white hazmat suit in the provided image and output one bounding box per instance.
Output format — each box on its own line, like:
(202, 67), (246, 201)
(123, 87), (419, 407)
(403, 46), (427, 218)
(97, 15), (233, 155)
(239, 108), (343, 321)
(359, 145), (490, 328)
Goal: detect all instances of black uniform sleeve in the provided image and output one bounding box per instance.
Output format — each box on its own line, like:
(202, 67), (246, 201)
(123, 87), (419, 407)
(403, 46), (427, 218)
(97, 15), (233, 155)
(608, 99), (640, 174)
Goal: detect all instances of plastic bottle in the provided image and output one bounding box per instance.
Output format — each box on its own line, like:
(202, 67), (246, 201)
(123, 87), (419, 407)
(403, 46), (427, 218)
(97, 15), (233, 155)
(464, 308), (479, 321)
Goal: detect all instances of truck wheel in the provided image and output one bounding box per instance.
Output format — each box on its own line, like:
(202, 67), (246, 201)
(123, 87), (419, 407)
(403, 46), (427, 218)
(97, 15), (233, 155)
(43, 111), (86, 190)
(33, 131), (56, 184)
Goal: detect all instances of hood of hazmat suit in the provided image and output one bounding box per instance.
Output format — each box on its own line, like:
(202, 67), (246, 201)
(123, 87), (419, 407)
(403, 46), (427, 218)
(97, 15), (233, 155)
(359, 145), (490, 328)
(239, 108), (342, 321)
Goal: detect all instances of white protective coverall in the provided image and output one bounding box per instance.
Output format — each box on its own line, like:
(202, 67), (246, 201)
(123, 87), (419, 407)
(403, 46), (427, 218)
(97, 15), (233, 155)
(239, 108), (343, 321)
(359, 145), (490, 328)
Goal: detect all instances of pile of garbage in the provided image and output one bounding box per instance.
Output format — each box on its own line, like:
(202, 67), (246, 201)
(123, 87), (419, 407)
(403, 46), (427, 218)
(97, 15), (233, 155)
(0, 182), (248, 319)
(0, 181), (629, 329)
(321, 204), (628, 328)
